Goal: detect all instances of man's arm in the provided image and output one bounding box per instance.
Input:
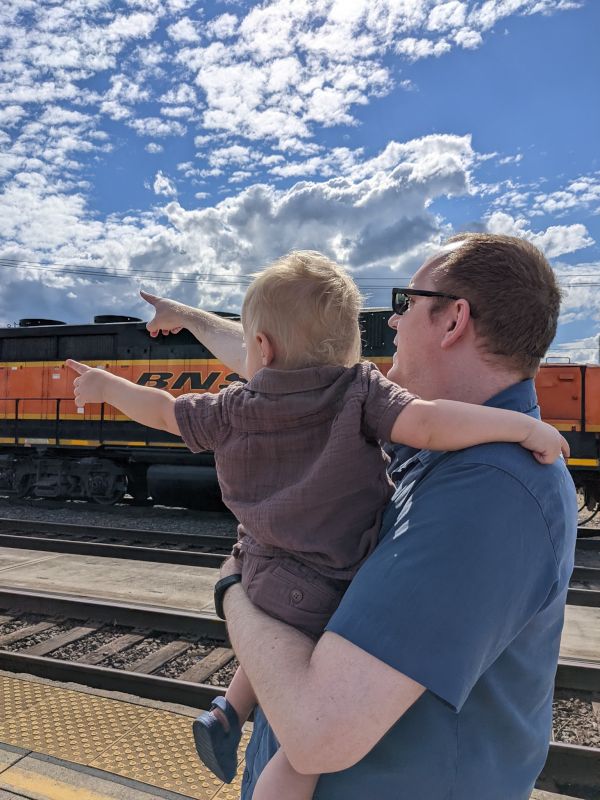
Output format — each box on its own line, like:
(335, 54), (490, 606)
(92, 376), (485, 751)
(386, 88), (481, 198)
(140, 291), (247, 378)
(221, 563), (424, 775)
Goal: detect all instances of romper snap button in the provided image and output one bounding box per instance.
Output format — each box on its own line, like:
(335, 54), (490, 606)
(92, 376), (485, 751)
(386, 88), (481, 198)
(290, 589), (303, 604)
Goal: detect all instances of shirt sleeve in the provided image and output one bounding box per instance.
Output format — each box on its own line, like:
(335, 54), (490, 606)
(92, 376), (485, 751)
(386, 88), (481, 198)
(325, 457), (558, 712)
(361, 363), (418, 443)
(174, 390), (230, 453)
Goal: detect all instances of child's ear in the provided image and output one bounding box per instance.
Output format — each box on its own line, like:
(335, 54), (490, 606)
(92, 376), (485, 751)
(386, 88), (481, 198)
(256, 332), (275, 366)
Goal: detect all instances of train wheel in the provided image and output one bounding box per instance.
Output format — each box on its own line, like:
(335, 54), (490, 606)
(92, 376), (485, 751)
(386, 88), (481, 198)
(87, 471), (127, 505)
(15, 474), (33, 498)
(579, 506), (599, 525)
(577, 487), (599, 525)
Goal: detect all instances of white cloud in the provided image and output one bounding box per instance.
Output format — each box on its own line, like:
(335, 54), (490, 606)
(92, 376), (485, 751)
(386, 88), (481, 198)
(395, 37), (452, 60)
(128, 117), (187, 137)
(167, 17), (200, 43)
(160, 105), (194, 118)
(153, 171), (177, 197)
(485, 211), (594, 258)
(207, 13), (239, 40)
(427, 2), (467, 31)
(533, 174), (600, 215)
(0, 133), (478, 323)
(0, 105), (27, 127)
(160, 84), (197, 105)
(454, 27), (483, 48)
(145, 142), (163, 153)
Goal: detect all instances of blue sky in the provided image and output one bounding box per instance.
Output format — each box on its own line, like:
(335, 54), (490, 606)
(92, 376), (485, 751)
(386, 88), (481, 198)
(0, 0), (598, 361)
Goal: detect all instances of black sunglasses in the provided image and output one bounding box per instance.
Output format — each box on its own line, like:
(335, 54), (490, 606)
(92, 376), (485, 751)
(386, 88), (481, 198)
(392, 287), (460, 315)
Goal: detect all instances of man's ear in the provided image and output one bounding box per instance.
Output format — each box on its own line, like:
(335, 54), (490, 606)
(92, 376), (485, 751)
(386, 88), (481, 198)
(440, 299), (472, 349)
(256, 331), (275, 366)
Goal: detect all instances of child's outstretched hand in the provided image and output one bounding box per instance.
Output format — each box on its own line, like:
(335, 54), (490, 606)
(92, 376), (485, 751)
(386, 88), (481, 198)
(66, 359), (111, 407)
(140, 290), (185, 338)
(521, 420), (570, 464)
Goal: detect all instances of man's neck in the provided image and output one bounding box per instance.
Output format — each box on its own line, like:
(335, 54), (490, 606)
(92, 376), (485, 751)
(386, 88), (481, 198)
(432, 362), (527, 405)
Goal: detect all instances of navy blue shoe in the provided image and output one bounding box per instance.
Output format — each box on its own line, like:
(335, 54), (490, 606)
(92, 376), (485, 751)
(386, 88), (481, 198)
(193, 696), (242, 783)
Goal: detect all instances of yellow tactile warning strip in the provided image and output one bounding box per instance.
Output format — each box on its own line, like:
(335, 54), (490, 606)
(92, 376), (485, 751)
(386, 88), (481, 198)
(0, 675), (251, 799)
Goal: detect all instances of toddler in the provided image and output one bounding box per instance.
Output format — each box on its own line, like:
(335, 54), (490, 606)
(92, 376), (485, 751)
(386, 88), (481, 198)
(67, 251), (566, 800)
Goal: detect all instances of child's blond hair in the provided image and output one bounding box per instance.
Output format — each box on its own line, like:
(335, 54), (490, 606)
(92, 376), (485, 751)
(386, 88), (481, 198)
(242, 251), (363, 370)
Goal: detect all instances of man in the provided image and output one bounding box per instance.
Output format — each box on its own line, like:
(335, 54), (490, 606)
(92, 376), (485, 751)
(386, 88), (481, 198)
(144, 233), (576, 799)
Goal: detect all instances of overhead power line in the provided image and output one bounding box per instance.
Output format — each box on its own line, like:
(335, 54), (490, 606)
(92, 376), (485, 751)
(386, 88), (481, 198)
(0, 256), (599, 290)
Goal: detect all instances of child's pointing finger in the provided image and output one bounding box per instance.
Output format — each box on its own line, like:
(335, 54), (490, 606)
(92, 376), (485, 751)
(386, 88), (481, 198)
(66, 359), (91, 374)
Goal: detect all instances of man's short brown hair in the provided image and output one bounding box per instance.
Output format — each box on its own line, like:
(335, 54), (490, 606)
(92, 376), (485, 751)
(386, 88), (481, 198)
(429, 233), (561, 377)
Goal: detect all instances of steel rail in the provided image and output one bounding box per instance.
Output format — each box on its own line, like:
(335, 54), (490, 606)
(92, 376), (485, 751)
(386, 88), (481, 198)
(577, 526), (600, 540)
(0, 532), (229, 568)
(0, 650), (225, 708)
(0, 516), (237, 549)
(0, 588), (227, 639)
(536, 741), (600, 796)
(571, 565), (600, 584)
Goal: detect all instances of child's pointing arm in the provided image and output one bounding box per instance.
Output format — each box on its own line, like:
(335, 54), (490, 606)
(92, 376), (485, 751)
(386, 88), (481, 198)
(66, 359), (180, 436)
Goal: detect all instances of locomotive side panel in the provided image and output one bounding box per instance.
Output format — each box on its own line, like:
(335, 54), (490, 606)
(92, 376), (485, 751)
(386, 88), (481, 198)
(535, 364), (583, 431)
(584, 365), (600, 432)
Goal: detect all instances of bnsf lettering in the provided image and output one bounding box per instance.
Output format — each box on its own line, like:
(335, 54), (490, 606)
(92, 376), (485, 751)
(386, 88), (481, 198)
(136, 371), (243, 391)
(137, 373), (172, 389)
(172, 372), (219, 391)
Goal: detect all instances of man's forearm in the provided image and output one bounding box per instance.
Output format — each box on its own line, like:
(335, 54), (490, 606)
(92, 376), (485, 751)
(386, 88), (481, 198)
(223, 580), (424, 774)
(177, 306), (246, 377)
(223, 586), (322, 762)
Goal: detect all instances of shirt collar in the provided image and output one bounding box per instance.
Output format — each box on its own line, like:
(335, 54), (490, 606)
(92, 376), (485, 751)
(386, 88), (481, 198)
(390, 378), (538, 474)
(244, 364), (348, 395)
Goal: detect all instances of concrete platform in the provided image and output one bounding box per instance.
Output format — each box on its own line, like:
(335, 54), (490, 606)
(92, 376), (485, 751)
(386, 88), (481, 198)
(0, 548), (217, 615)
(0, 548), (598, 663)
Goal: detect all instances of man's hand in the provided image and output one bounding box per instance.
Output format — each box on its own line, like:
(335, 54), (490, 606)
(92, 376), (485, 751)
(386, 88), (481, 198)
(140, 290), (186, 338)
(67, 359), (112, 407)
(521, 420), (570, 464)
(220, 555), (243, 580)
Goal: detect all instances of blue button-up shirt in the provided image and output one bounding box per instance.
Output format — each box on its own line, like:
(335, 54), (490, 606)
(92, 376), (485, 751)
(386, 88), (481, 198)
(241, 379), (577, 799)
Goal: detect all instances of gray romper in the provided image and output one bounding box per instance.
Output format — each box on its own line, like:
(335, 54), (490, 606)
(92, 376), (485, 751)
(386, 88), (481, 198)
(175, 361), (415, 637)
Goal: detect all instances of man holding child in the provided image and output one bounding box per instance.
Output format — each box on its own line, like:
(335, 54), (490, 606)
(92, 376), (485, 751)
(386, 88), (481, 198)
(75, 232), (576, 799)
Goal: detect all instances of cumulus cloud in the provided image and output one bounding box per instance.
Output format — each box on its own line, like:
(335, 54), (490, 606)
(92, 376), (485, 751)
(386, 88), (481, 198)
(153, 171), (177, 197)
(0, 133), (478, 322)
(0, 0), (582, 175)
(485, 211), (594, 258)
(0, 0), (591, 336)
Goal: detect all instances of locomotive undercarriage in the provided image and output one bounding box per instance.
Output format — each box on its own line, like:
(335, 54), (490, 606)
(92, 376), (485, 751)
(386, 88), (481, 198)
(574, 471), (600, 524)
(0, 452), (129, 504)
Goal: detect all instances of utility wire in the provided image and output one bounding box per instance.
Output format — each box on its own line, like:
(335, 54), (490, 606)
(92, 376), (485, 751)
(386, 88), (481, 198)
(1, 257), (600, 289)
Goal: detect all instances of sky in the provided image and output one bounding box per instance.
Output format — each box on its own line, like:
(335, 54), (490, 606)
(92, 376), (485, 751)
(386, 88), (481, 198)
(0, 0), (599, 362)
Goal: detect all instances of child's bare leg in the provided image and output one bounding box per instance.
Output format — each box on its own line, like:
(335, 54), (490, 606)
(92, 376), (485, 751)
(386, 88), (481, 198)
(212, 666), (256, 729)
(253, 748), (318, 800)
(192, 666), (256, 782)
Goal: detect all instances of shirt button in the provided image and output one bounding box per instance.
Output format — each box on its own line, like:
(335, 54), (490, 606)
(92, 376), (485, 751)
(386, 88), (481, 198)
(290, 589), (303, 604)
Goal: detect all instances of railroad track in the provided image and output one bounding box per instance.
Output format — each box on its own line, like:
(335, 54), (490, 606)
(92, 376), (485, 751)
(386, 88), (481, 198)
(0, 518), (598, 607)
(0, 516), (236, 568)
(0, 589), (597, 796)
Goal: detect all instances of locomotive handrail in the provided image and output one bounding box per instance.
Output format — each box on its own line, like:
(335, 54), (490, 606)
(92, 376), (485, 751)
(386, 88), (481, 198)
(545, 356), (572, 363)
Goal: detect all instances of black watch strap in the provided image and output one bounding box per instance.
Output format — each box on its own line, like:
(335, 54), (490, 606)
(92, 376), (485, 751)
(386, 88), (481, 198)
(214, 574), (242, 620)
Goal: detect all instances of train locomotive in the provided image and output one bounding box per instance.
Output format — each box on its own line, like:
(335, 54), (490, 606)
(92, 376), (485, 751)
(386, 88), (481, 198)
(0, 309), (596, 512)
(0, 310), (395, 508)
(535, 362), (600, 521)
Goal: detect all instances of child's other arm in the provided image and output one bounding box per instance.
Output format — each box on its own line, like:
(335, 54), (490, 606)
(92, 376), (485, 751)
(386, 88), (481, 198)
(140, 291), (246, 378)
(391, 398), (569, 464)
(66, 360), (180, 435)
